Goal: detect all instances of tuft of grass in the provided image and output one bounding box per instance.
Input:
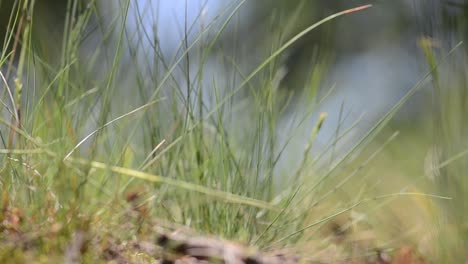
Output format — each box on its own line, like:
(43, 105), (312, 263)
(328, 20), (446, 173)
(0, 0), (466, 263)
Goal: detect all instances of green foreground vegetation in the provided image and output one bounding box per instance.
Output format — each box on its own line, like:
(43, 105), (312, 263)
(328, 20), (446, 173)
(0, 1), (467, 263)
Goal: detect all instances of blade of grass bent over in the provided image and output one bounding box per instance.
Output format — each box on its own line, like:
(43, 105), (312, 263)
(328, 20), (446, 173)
(63, 99), (164, 160)
(150, 5), (373, 164)
(64, 157), (278, 211)
(203, 5), (372, 122)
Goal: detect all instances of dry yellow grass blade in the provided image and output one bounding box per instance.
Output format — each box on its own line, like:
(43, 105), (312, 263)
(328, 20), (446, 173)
(65, 157), (279, 211)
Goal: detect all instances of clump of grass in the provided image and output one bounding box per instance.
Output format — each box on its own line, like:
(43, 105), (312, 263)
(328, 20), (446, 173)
(0, 0), (465, 263)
